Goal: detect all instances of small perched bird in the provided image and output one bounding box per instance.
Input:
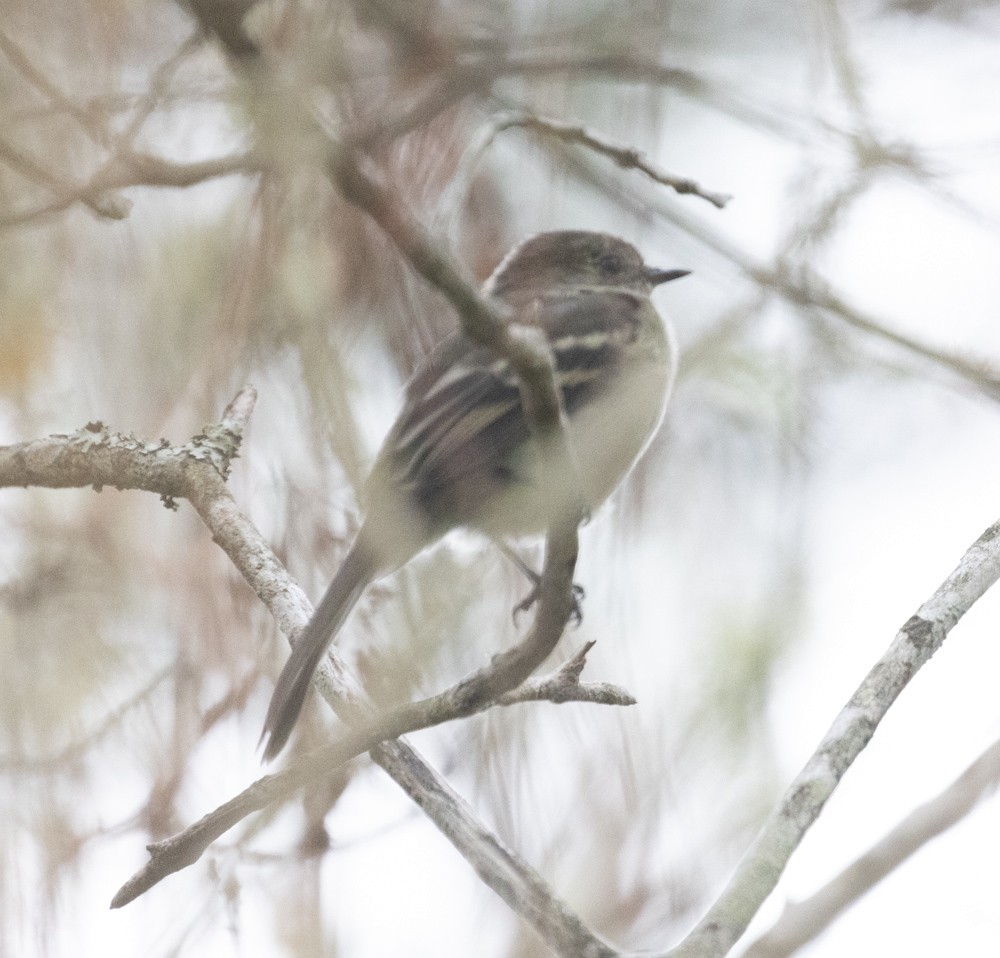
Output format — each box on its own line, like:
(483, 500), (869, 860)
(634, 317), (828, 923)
(260, 230), (689, 760)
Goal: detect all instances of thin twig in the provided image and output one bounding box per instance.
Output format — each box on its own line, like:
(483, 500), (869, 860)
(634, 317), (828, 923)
(0, 30), (111, 145)
(116, 32), (204, 148)
(551, 139), (1000, 403)
(0, 150), (261, 230)
(0, 666), (172, 774)
(496, 112), (731, 208)
(498, 641), (636, 706)
(0, 133), (113, 217)
(493, 49), (708, 95)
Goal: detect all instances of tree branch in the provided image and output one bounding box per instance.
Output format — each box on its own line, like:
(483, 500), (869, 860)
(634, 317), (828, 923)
(0, 149), (261, 230)
(0, 29), (112, 146)
(0, 383), (253, 499)
(370, 737), (619, 957)
(164, 22), (603, 939)
(498, 641), (636, 706)
(741, 735), (1000, 958)
(321, 141), (586, 709)
(495, 112), (731, 209)
(656, 520), (1000, 958)
(0, 391), (612, 956)
(111, 642), (630, 907)
(549, 139), (1000, 403)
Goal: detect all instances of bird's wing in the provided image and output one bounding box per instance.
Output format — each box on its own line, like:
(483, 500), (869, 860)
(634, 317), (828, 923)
(376, 289), (646, 513)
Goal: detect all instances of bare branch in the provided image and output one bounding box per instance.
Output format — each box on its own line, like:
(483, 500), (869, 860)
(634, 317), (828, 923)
(742, 736), (1000, 958)
(371, 738), (619, 958)
(0, 30), (111, 146)
(111, 759), (309, 909)
(498, 641), (637, 706)
(115, 32), (205, 148)
(0, 666), (172, 774)
(110, 642), (630, 907)
(775, 274), (1000, 401)
(0, 132), (117, 220)
(0, 149), (261, 230)
(555, 143), (1000, 403)
(493, 49), (708, 96)
(0, 385), (256, 497)
(0, 389), (609, 956)
(487, 50), (862, 157)
(658, 520), (1000, 958)
(496, 112), (731, 208)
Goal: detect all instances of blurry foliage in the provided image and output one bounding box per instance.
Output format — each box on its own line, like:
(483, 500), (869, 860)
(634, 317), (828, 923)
(0, 271), (54, 396)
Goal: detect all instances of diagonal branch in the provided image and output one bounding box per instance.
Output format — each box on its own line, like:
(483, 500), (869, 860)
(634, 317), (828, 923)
(0, 392), (612, 956)
(371, 737), (618, 956)
(0, 29), (111, 146)
(549, 140), (1000, 403)
(495, 112), (731, 208)
(134, 22), (599, 924)
(110, 643), (630, 908)
(741, 735), (1000, 958)
(656, 520), (1000, 958)
(319, 142), (587, 712)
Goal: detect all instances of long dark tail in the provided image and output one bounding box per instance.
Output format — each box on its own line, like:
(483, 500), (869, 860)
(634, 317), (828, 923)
(260, 538), (376, 761)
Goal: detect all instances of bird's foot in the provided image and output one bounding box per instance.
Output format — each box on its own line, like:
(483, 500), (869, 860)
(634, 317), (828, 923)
(512, 576), (585, 627)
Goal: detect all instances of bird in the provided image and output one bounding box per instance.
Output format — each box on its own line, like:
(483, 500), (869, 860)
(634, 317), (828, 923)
(260, 229), (689, 760)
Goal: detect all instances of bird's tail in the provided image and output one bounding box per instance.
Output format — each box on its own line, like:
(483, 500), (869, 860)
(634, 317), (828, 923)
(260, 538), (376, 761)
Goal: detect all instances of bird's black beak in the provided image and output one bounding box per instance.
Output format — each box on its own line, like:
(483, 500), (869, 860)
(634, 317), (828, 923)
(646, 267), (691, 286)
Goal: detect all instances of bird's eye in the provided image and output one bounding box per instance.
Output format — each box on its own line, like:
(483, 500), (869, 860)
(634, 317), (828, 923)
(598, 253), (624, 276)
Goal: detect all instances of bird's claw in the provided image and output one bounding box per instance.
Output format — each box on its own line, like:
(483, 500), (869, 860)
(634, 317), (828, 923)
(512, 580), (585, 628)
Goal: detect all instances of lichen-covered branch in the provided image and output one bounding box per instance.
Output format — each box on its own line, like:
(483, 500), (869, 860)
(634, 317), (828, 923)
(656, 521), (1000, 958)
(0, 391), (613, 956)
(741, 735), (1000, 958)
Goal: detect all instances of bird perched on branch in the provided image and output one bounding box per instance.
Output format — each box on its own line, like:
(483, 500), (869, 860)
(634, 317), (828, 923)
(260, 230), (689, 760)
